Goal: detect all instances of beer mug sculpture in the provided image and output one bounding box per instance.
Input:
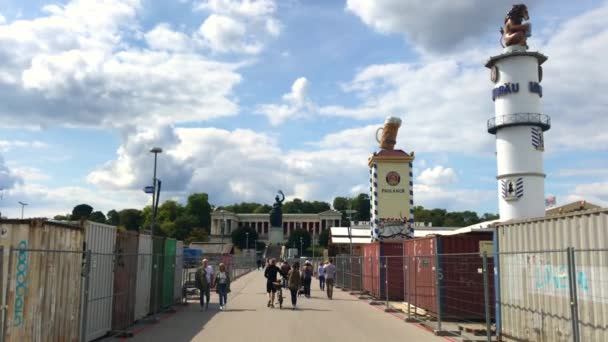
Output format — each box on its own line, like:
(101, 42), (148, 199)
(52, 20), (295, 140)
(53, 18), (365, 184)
(375, 116), (402, 150)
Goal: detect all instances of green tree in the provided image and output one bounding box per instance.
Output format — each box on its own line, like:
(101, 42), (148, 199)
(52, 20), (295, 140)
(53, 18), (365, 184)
(253, 204), (272, 213)
(185, 228), (209, 245)
(186, 193), (212, 230)
(89, 211), (106, 223)
(333, 197), (349, 212)
(481, 213), (499, 221)
(318, 228), (330, 247)
(119, 209), (143, 231)
(287, 228), (311, 252)
(72, 204), (93, 220)
(231, 226), (259, 250)
(159, 221), (176, 237)
(107, 210), (120, 226)
(351, 193), (371, 221)
(174, 214), (198, 240)
(283, 198), (304, 213)
(53, 214), (70, 221)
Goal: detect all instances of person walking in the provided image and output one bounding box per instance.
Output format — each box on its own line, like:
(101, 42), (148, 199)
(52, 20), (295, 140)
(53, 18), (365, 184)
(257, 258), (262, 270)
(317, 261), (325, 291)
(287, 261), (302, 310)
(280, 260), (291, 289)
(302, 260), (313, 298)
(264, 258), (282, 308)
(195, 259), (214, 310)
(215, 263), (231, 311)
(324, 259), (337, 300)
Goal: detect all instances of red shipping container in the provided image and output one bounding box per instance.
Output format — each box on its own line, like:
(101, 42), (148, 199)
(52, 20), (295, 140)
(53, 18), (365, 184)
(112, 230), (139, 331)
(403, 232), (495, 319)
(361, 241), (404, 301)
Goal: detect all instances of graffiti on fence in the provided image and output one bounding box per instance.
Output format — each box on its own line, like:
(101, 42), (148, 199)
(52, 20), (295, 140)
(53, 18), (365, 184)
(14, 240), (28, 327)
(534, 264), (589, 292)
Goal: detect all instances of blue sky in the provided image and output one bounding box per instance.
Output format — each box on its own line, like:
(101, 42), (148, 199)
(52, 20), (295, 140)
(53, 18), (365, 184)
(0, 0), (607, 218)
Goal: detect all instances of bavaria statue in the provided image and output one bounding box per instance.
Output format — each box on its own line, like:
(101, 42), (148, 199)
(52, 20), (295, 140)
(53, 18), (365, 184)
(269, 190), (285, 227)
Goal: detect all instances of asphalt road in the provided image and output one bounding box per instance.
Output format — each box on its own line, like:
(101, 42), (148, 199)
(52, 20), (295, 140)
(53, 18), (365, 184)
(118, 270), (447, 342)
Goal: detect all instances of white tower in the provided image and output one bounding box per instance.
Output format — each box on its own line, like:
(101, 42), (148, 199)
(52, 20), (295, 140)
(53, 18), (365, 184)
(486, 45), (550, 220)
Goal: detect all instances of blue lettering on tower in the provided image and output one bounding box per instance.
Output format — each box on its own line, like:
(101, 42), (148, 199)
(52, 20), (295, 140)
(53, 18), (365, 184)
(492, 82), (520, 101)
(529, 82), (543, 97)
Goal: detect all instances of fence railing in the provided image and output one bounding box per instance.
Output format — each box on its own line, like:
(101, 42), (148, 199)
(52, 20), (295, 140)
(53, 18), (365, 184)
(329, 248), (608, 342)
(0, 248), (255, 342)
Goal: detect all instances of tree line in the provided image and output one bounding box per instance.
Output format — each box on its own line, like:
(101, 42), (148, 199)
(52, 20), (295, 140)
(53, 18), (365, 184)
(54, 192), (497, 247)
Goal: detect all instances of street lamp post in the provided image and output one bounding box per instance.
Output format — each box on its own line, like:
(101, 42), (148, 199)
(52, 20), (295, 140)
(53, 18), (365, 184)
(312, 235), (316, 261)
(246, 232), (250, 252)
(345, 209), (357, 255)
(18, 201), (28, 219)
(220, 210), (226, 243)
(149, 147), (162, 314)
(300, 237), (303, 258)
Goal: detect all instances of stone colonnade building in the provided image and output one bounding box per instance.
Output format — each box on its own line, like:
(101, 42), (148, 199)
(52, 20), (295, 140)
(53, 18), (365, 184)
(210, 210), (342, 242)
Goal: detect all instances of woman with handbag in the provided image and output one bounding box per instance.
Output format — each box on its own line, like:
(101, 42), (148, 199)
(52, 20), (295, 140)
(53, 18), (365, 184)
(215, 263), (231, 311)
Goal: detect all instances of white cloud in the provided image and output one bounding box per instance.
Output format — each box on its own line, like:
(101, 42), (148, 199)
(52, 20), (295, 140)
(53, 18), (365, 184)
(0, 14), (5, 24)
(346, 0), (541, 53)
(195, 0), (280, 54)
(0, 155), (22, 189)
(10, 166), (50, 182)
(145, 23), (192, 52)
(417, 166), (457, 186)
(256, 77), (315, 125)
(414, 183), (495, 213)
(199, 14), (262, 54)
(265, 18), (281, 37)
(0, 140), (48, 152)
(196, 0), (276, 18)
(0, 0), (242, 129)
(562, 181), (608, 207)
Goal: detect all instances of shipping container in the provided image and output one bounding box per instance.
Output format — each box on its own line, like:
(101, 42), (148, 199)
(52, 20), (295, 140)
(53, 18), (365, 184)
(84, 221), (117, 341)
(1, 219), (84, 342)
(360, 241), (403, 300)
(174, 241), (184, 304)
(150, 236), (165, 314)
(496, 208), (608, 342)
(134, 233), (152, 321)
(404, 232), (495, 319)
(162, 238), (176, 308)
(112, 230), (139, 331)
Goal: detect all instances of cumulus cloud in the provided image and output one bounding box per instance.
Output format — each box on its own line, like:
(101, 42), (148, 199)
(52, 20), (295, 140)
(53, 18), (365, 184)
(195, 0), (280, 54)
(562, 181), (608, 207)
(145, 23), (193, 52)
(0, 155), (21, 190)
(256, 77), (315, 125)
(0, 0), (242, 129)
(199, 14), (262, 54)
(346, 0), (541, 53)
(417, 166), (457, 186)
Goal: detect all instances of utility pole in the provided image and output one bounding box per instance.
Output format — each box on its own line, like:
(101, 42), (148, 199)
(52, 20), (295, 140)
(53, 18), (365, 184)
(18, 201), (28, 219)
(345, 209), (357, 255)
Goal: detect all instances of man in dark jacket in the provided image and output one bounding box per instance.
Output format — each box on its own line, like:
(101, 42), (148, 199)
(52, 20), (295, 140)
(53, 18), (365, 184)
(264, 259), (284, 308)
(280, 260), (291, 289)
(195, 259), (213, 310)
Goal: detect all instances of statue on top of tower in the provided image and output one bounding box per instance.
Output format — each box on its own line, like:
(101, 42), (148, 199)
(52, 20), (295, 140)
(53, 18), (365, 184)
(500, 4), (531, 49)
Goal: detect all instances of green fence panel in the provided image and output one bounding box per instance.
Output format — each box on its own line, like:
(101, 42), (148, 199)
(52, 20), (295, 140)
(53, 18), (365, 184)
(150, 236), (165, 314)
(162, 238), (177, 308)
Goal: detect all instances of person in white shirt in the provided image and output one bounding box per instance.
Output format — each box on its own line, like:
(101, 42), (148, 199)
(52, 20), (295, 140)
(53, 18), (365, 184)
(317, 261), (325, 290)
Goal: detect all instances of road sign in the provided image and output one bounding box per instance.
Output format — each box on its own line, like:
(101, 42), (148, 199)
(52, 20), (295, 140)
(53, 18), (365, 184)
(144, 186), (155, 194)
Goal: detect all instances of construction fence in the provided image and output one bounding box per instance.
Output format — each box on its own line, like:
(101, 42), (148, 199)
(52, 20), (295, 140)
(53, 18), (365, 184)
(328, 248), (608, 342)
(0, 246), (256, 342)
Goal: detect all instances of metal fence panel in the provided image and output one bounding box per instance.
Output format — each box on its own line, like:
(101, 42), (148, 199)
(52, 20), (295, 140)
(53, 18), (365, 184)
(84, 222), (117, 341)
(574, 249), (608, 342)
(112, 231), (139, 332)
(174, 241), (184, 304)
(500, 250), (573, 341)
(162, 239), (176, 308)
(134, 234), (152, 321)
(4, 248), (83, 342)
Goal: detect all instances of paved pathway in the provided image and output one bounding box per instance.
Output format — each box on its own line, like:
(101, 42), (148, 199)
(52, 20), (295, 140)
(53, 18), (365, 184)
(117, 270), (447, 342)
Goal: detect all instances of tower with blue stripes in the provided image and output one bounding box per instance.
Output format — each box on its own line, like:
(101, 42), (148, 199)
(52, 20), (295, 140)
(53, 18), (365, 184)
(486, 44), (550, 220)
(369, 116), (415, 241)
